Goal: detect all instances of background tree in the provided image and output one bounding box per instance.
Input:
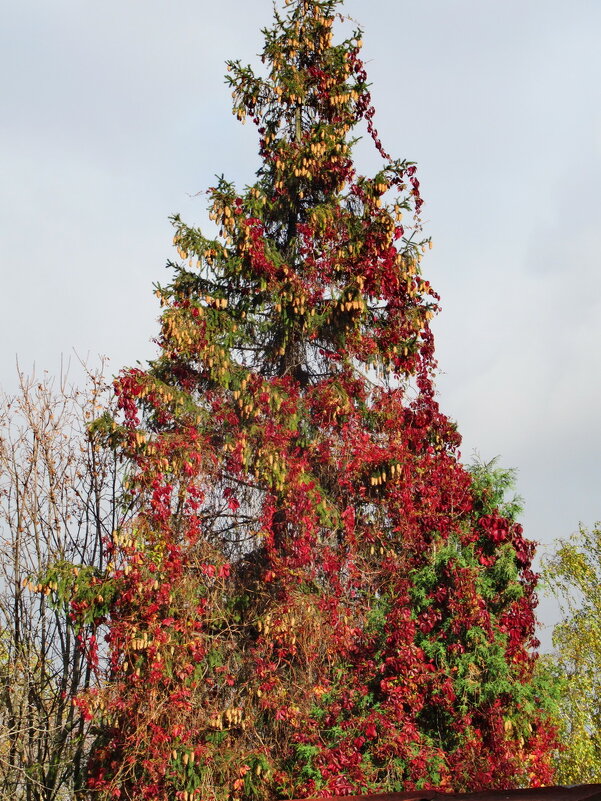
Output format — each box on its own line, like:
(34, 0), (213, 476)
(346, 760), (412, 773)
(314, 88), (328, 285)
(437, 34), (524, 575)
(541, 524), (601, 784)
(0, 366), (126, 800)
(74, 1), (556, 799)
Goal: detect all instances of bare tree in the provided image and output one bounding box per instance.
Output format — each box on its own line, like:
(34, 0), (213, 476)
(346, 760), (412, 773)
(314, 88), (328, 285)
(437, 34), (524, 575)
(0, 364), (126, 801)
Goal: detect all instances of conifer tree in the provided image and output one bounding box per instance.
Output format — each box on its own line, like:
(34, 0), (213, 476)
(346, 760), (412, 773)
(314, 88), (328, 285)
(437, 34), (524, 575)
(76, 1), (556, 798)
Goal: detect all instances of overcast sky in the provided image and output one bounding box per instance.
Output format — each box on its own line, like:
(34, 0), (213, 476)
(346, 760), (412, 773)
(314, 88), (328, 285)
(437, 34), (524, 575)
(2, 0), (600, 647)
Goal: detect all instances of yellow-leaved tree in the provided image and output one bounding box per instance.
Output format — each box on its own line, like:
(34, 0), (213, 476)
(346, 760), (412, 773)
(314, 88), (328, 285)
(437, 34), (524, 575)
(541, 524), (601, 783)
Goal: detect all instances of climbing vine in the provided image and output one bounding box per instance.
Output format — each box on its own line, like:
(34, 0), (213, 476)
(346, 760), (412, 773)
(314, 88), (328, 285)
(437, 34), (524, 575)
(64, 2), (557, 798)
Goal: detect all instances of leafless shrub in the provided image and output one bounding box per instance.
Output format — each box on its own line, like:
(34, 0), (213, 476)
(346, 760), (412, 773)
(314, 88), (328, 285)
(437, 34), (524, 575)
(0, 363), (126, 801)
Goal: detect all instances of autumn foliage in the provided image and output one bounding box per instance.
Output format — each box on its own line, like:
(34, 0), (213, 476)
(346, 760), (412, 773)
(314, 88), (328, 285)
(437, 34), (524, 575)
(70, 1), (556, 798)
(540, 525), (601, 784)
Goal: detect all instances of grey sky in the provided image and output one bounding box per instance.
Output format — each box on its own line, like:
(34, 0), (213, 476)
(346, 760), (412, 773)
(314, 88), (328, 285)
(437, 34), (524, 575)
(2, 1), (600, 647)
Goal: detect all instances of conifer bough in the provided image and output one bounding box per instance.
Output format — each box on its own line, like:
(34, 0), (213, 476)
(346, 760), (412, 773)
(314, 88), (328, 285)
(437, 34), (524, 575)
(75, 1), (557, 798)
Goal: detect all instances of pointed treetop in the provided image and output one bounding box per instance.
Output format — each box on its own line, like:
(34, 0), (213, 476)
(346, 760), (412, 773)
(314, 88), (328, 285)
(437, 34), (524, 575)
(225, 0), (411, 201)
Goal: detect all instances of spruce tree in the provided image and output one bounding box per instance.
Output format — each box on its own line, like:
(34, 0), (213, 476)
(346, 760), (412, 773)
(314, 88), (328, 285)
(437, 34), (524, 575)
(76, 1), (556, 798)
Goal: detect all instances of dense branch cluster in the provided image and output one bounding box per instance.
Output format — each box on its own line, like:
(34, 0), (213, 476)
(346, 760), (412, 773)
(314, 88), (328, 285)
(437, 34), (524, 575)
(0, 368), (122, 801)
